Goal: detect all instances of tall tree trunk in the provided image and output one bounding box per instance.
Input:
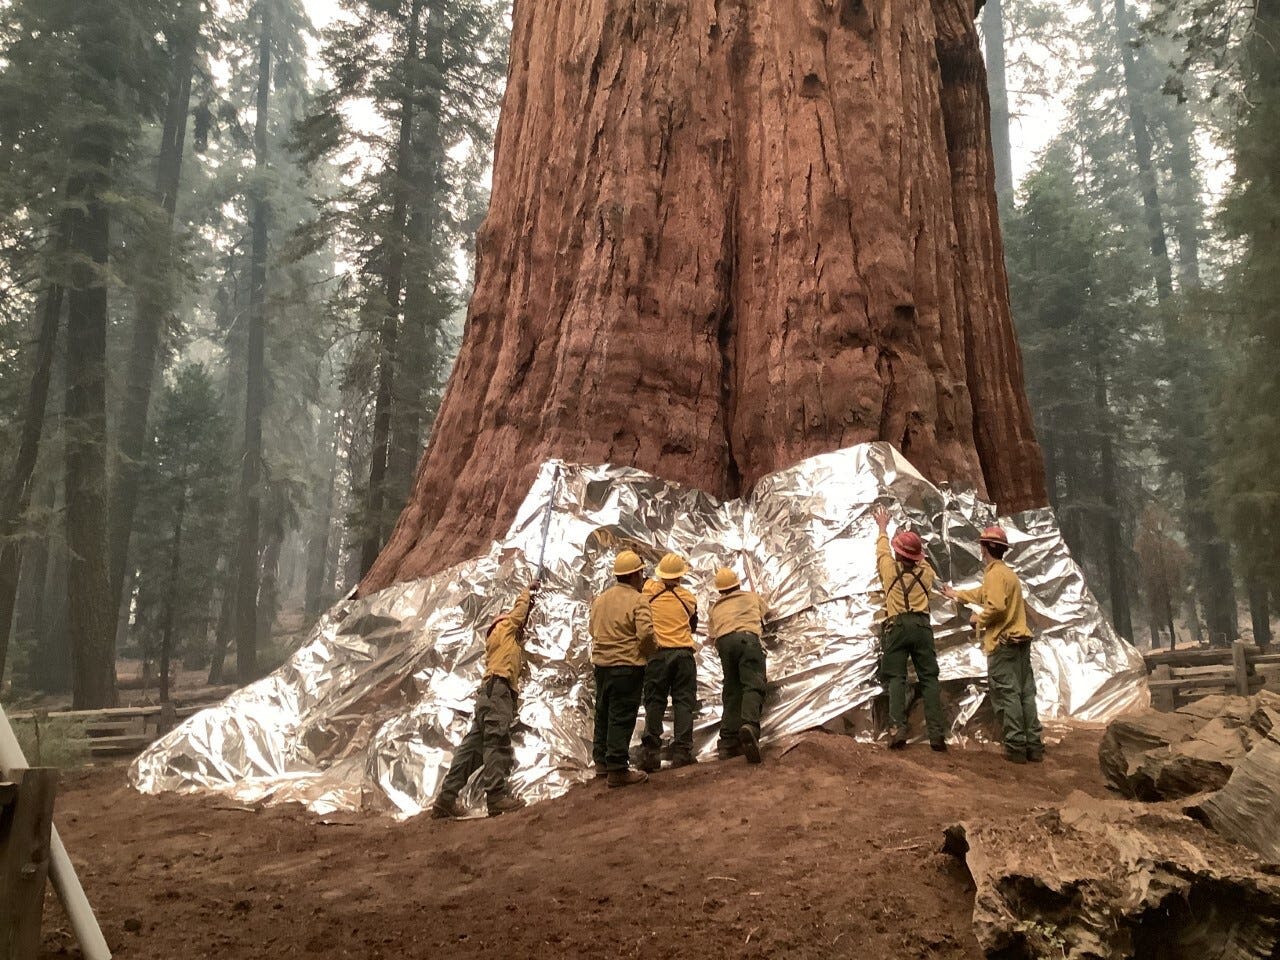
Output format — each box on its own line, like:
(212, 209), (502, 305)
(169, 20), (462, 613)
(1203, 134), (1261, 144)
(234, 0), (272, 684)
(1113, 0), (1173, 302)
(305, 413), (342, 619)
(387, 5), (444, 501)
(1247, 578), (1271, 652)
(1114, 0), (1236, 644)
(361, 0), (1046, 595)
(159, 483), (188, 703)
(64, 162), (118, 709)
(0, 275), (64, 682)
(110, 1), (200, 615)
(981, 0), (1014, 210)
(36, 519), (72, 693)
(255, 512), (284, 652)
(1091, 354), (1132, 639)
(1165, 106), (1202, 289)
(207, 564), (236, 686)
(360, 0), (425, 575)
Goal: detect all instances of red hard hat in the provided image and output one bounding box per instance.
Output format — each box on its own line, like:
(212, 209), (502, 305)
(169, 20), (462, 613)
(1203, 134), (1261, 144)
(979, 525), (1009, 547)
(891, 530), (925, 563)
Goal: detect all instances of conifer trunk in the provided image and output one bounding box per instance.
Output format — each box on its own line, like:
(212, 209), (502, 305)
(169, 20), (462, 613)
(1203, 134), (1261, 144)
(362, 0), (1046, 594)
(0, 272), (64, 682)
(110, 1), (200, 617)
(360, 0), (425, 574)
(64, 159), (118, 708)
(981, 0), (1014, 209)
(233, 0), (272, 683)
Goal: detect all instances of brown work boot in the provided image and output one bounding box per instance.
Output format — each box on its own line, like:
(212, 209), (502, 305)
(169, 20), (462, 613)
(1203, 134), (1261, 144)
(594, 762), (608, 779)
(716, 739), (742, 761)
(1004, 749), (1028, 765)
(487, 794), (526, 817)
(739, 725), (762, 764)
(1026, 749), (1044, 763)
(430, 796), (464, 819)
(888, 726), (908, 750)
(606, 768), (649, 788)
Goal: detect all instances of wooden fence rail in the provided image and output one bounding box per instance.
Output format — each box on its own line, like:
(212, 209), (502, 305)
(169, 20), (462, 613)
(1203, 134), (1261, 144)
(1143, 641), (1278, 711)
(6, 686), (236, 760)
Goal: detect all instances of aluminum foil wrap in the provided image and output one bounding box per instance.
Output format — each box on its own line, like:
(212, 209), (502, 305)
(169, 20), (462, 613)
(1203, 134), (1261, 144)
(130, 443), (1148, 817)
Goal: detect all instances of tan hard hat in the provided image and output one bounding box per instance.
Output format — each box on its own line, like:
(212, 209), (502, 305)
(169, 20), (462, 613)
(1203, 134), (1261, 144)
(613, 550), (645, 576)
(714, 567), (741, 592)
(656, 552), (689, 580)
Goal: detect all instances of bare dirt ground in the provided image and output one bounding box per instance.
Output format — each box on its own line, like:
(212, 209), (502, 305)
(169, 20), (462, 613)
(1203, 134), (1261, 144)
(38, 726), (1108, 960)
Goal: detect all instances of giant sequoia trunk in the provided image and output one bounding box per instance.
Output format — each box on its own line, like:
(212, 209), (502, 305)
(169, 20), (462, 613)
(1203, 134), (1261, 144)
(362, 0), (1046, 594)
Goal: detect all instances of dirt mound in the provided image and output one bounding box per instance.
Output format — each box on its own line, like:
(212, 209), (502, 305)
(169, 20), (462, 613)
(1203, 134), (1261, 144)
(42, 727), (1106, 959)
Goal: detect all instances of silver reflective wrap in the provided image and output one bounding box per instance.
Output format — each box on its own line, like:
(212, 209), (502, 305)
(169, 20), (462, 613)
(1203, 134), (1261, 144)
(130, 443), (1148, 817)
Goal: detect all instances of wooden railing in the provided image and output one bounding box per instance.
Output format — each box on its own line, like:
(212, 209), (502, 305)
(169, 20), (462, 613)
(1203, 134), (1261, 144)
(1143, 642), (1278, 711)
(6, 686), (236, 759)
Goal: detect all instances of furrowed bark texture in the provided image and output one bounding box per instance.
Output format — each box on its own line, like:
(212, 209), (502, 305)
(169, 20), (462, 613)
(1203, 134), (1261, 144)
(361, 0), (1046, 594)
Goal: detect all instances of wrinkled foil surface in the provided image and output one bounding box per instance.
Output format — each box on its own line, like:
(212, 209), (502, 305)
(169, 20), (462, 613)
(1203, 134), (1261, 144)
(131, 443), (1148, 817)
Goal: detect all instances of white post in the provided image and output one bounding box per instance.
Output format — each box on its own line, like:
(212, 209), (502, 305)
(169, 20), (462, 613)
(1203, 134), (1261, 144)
(0, 704), (112, 960)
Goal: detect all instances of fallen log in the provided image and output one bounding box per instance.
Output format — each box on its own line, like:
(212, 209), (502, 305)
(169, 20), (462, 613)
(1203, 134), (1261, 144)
(945, 791), (1280, 960)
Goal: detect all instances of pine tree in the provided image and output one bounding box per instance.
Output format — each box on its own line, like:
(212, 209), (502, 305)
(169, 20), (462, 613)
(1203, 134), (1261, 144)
(1217, 0), (1280, 647)
(131, 364), (231, 700)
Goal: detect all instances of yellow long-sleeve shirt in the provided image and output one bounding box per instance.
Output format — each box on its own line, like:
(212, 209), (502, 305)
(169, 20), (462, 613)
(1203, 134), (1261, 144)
(642, 579), (698, 650)
(589, 583), (657, 667)
(876, 534), (934, 617)
(483, 589), (533, 688)
(955, 560), (1032, 654)
(708, 589), (768, 640)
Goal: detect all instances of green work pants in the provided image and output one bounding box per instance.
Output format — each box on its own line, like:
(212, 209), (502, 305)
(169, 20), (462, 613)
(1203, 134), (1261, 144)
(438, 677), (517, 801)
(642, 648), (698, 754)
(715, 631), (766, 745)
(879, 612), (946, 742)
(987, 642), (1044, 756)
(592, 665), (646, 771)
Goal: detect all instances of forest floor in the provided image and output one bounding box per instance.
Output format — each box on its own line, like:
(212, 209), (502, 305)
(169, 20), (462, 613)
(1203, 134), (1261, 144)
(38, 724), (1109, 960)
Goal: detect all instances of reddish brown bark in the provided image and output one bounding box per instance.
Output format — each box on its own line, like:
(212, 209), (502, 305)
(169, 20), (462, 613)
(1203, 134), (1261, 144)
(361, 0), (1046, 595)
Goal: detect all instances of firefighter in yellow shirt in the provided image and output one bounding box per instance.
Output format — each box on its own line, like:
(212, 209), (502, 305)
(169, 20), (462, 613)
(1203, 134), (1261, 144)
(431, 582), (540, 819)
(589, 550), (658, 788)
(708, 568), (769, 763)
(873, 506), (946, 752)
(942, 526), (1043, 764)
(639, 553), (700, 772)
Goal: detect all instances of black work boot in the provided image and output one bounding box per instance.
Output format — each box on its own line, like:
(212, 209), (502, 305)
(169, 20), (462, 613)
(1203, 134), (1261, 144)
(607, 768), (649, 788)
(487, 794), (526, 817)
(1026, 749), (1044, 763)
(716, 740), (742, 761)
(594, 761), (608, 779)
(739, 725), (762, 764)
(430, 796), (464, 819)
(1004, 749), (1028, 764)
(669, 748), (696, 769)
(888, 727), (908, 750)
(930, 739), (948, 752)
(638, 745), (662, 773)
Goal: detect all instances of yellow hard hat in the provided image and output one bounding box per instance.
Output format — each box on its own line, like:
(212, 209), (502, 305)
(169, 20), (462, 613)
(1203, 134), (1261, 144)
(714, 567), (741, 592)
(613, 550), (645, 577)
(656, 552), (689, 580)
